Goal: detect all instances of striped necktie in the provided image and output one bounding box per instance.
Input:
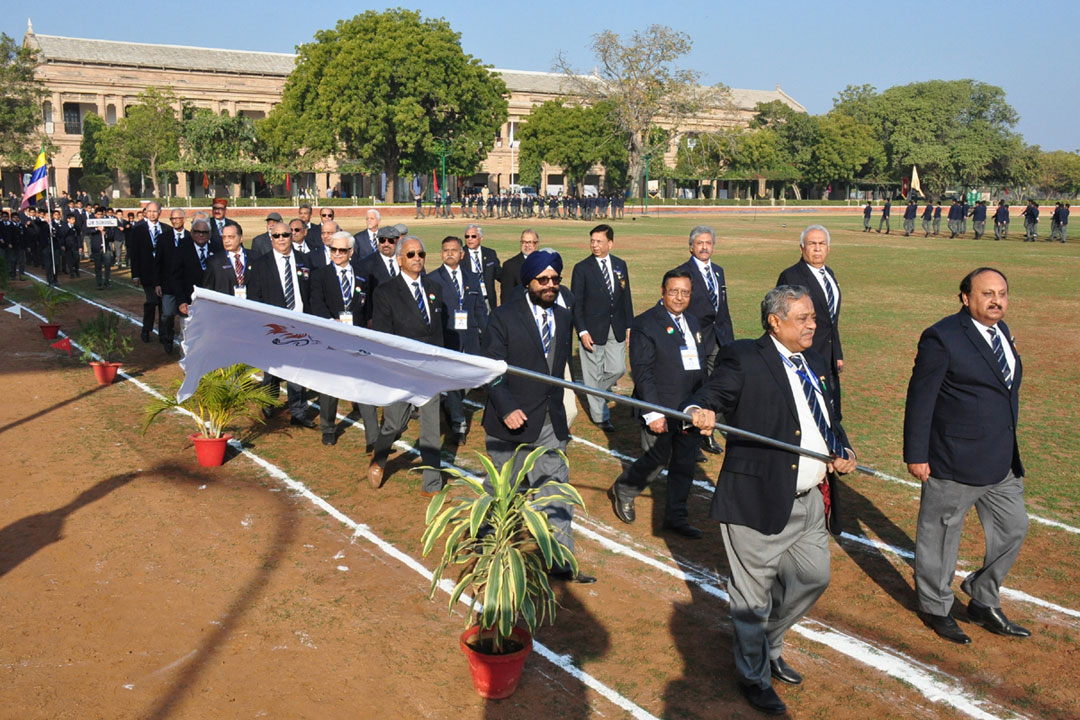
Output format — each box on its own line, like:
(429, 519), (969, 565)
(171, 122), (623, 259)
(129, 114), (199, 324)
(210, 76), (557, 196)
(413, 281), (429, 325)
(789, 355), (844, 456)
(233, 252), (244, 286)
(388, 258), (397, 277)
(820, 268), (836, 319)
(540, 309), (551, 355)
(340, 268), (351, 304)
(987, 327), (1013, 389)
(198, 246), (207, 270)
(283, 255), (295, 310)
(600, 259), (613, 298)
(704, 267), (719, 311)
(450, 269), (462, 300)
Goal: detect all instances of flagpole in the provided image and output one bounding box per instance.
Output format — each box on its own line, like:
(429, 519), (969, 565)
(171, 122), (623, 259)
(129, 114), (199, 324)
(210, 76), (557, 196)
(502, 364), (882, 478)
(43, 157), (57, 285)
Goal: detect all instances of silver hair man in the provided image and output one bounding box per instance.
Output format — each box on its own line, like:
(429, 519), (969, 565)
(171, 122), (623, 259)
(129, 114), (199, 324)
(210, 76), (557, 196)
(760, 285), (811, 330)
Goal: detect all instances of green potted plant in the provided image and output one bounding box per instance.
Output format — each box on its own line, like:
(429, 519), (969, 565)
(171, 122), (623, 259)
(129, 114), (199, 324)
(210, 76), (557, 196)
(422, 447), (586, 699)
(34, 283), (72, 339)
(142, 364), (277, 466)
(77, 311), (134, 385)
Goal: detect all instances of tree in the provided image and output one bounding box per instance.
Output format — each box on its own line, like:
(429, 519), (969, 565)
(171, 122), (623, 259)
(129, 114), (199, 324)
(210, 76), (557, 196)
(517, 100), (627, 191)
(178, 107), (257, 194)
(556, 25), (729, 197)
(0, 33), (53, 167)
(99, 87), (181, 196)
(261, 9), (508, 202)
(802, 113), (884, 187)
(80, 113), (110, 176)
(1037, 150), (1080, 196)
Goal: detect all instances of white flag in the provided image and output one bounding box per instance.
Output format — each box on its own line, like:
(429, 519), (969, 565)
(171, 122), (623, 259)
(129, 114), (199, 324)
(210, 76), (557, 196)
(179, 288), (506, 405)
(911, 165), (922, 195)
(4, 304), (22, 318)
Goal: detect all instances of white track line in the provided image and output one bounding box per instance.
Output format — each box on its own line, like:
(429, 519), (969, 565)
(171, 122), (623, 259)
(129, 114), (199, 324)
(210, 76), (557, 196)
(5, 297), (660, 720)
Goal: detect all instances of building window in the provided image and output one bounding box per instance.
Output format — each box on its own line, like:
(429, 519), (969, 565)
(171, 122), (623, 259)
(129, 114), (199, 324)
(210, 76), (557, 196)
(63, 102), (82, 135)
(106, 104), (117, 126)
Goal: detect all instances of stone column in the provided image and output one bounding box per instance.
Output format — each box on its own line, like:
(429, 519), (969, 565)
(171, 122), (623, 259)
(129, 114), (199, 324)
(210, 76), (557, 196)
(176, 172), (189, 198)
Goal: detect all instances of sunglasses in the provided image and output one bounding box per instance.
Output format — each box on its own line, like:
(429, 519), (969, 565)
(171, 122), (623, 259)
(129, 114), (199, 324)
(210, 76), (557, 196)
(329, 247), (350, 254)
(270, 232), (289, 238)
(378, 237), (397, 244)
(464, 234), (479, 238)
(404, 251), (426, 259)
(320, 213), (333, 218)
(291, 227), (304, 233)
(533, 275), (561, 286)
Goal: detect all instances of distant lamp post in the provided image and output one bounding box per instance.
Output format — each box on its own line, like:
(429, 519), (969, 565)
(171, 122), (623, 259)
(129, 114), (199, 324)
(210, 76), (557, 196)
(435, 137), (451, 208)
(644, 150), (653, 216)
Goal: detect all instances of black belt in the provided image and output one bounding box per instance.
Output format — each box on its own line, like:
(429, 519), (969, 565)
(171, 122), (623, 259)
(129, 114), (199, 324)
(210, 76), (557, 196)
(794, 487), (816, 499)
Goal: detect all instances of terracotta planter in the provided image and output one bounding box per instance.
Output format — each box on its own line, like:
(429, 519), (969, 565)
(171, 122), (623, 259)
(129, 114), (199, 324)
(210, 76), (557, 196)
(90, 361), (122, 385)
(189, 433), (232, 467)
(40, 323), (60, 339)
(459, 626), (533, 699)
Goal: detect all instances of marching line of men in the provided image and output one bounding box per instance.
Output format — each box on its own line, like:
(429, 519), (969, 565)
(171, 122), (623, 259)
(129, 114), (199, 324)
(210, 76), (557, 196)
(4, 197), (1036, 714)
(861, 198), (1067, 243)
(457, 191), (625, 221)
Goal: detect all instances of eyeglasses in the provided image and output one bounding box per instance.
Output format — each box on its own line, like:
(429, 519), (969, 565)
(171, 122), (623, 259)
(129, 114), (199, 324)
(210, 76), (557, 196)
(664, 289), (692, 298)
(464, 234), (479, 238)
(212, 206), (225, 211)
(329, 247), (350, 254)
(378, 237), (397, 244)
(533, 275), (561, 286)
(404, 250), (426, 259)
(290, 227), (304, 233)
(170, 217), (184, 222)
(270, 232), (289, 238)
(320, 212), (333, 218)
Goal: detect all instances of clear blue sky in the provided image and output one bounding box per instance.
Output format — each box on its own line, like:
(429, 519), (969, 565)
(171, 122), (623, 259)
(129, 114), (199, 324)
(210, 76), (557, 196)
(7, 0), (1077, 151)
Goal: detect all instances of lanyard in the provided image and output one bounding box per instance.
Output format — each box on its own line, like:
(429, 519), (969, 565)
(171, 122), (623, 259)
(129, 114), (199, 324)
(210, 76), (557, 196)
(779, 352), (826, 397)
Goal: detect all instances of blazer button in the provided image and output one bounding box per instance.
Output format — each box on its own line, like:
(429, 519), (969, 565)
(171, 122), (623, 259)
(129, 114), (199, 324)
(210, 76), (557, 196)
(795, 430), (801, 437)
(790, 464), (798, 470)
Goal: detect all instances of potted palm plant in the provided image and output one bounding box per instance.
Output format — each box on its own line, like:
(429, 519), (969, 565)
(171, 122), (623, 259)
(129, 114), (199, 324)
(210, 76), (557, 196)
(422, 447), (586, 699)
(142, 364), (277, 466)
(35, 283), (72, 338)
(77, 311), (134, 385)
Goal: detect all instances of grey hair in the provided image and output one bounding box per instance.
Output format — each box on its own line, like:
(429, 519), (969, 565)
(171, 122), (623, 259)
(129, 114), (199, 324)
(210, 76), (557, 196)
(465, 223), (483, 238)
(688, 225), (716, 248)
(331, 230), (355, 249)
(397, 235), (425, 256)
(169, 208), (185, 218)
(366, 208), (381, 222)
(321, 220), (339, 234)
(192, 211), (210, 224)
(145, 201), (161, 212)
(761, 285), (811, 331)
(799, 224), (831, 247)
(191, 218), (210, 232)
(520, 228), (539, 242)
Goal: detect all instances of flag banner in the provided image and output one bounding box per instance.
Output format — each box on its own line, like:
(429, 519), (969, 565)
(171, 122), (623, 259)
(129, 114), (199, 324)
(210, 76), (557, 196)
(179, 288), (507, 405)
(911, 165), (922, 195)
(432, 170), (439, 196)
(20, 151), (48, 209)
(901, 177), (910, 198)
(50, 337), (72, 356)
(4, 304), (22, 318)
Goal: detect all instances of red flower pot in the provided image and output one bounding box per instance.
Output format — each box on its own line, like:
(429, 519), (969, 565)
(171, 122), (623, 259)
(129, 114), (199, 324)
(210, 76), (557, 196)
(40, 323), (60, 339)
(459, 626), (533, 699)
(89, 361), (122, 385)
(189, 433), (232, 467)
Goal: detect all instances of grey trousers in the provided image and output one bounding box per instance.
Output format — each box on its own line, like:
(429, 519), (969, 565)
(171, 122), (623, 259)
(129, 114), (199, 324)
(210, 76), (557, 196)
(973, 220), (985, 239)
(1049, 221), (1061, 241)
(904, 218), (915, 235)
(914, 471), (1027, 615)
(579, 327), (626, 423)
(262, 375), (307, 420)
(933, 217), (941, 234)
(722, 491), (830, 688)
(994, 221), (1005, 240)
(372, 397), (443, 492)
(948, 219), (959, 236)
(922, 218), (932, 235)
(862, 216), (871, 230)
(878, 216), (890, 232)
(612, 425), (699, 526)
(486, 421), (574, 560)
(351, 403), (380, 447)
(1061, 224), (1068, 243)
(1025, 220), (1037, 241)
(443, 389), (468, 433)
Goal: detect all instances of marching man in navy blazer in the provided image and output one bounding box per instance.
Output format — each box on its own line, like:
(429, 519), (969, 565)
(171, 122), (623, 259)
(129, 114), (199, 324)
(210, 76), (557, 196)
(777, 225), (845, 416)
(202, 223), (248, 295)
(572, 224), (633, 430)
(366, 236), (445, 495)
(310, 231), (369, 446)
(247, 221), (315, 428)
(482, 249), (595, 584)
(129, 201), (175, 343)
(429, 235), (488, 444)
(463, 224), (501, 310)
(904, 267), (1030, 645)
(608, 269), (706, 539)
(672, 225), (733, 453)
(686, 285), (856, 716)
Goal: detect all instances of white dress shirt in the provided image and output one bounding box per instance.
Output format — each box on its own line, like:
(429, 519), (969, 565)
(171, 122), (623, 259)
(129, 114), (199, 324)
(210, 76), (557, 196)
(769, 335), (829, 492)
(970, 317), (1015, 376)
(805, 261), (840, 312)
(381, 253), (398, 277)
(273, 250), (304, 313)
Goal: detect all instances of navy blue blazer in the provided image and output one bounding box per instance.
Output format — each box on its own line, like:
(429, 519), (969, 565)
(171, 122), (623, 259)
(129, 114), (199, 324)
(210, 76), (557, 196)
(628, 303), (707, 422)
(429, 265), (487, 354)
(570, 254), (633, 344)
(903, 309), (1023, 485)
(777, 260), (843, 373)
(674, 258), (734, 350)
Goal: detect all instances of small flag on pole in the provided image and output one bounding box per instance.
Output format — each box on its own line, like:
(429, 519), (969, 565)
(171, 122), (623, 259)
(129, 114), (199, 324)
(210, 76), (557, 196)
(20, 150), (48, 209)
(4, 304), (22, 318)
(911, 165), (922, 197)
(50, 337), (72, 357)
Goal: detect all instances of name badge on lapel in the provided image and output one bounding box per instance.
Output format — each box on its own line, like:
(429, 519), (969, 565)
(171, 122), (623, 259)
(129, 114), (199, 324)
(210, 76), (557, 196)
(454, 311), (468, 330)
(339, 311), (353, 324)
(680, 345), (700, 371)
(233, 286), (247, 299)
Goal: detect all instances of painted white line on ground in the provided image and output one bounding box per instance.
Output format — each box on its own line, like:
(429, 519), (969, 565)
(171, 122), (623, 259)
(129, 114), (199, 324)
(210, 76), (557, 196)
(6, 295), (659, 720)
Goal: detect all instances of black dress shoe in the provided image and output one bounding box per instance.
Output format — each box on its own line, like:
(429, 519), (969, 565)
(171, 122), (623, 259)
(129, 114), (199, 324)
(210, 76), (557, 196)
(596, 420), (615, 432)
(549, 569), (597, 584)
(927, 614), (971, 644)
(737, 683), (786, 715)
(702, 436), (724, 454)
(694, 449), (707, 463)
(770, 656), (803, 685)
(164, 341), (174, 355)
(968, 601), (1031, 637)
(662, 523), (703, 539)
(608, 484), (635, 524)
(290, 416), (316, 429)
(261, 407), (275, 420)
(141, 329), (150, 343)
(322, 433), (336, 446)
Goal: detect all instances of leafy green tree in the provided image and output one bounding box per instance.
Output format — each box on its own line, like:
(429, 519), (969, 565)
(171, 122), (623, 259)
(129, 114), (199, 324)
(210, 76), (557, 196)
(178, 107), (257, 193)
(0, 33), (53, 167)
(802, 113), (884, 187)
(1037, 150), (1080, 196)
(99, 87), (181, 196)
(79, 113), (110, 176)
(518, 100), (627, 192)
(261, 9), (508, 201)
(556, 25), (729, 197)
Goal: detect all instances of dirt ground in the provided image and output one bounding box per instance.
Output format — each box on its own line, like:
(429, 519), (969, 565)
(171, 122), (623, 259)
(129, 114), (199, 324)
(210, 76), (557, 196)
(1, 249), (1078, 720)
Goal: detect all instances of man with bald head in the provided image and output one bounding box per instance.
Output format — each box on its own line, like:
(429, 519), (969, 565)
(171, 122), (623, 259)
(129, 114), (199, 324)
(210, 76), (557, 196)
(366, 236), (445, 495)
(904, 268), (1030, 645)
(352, 208), (381, 262)
(130, 201), (175, 343)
